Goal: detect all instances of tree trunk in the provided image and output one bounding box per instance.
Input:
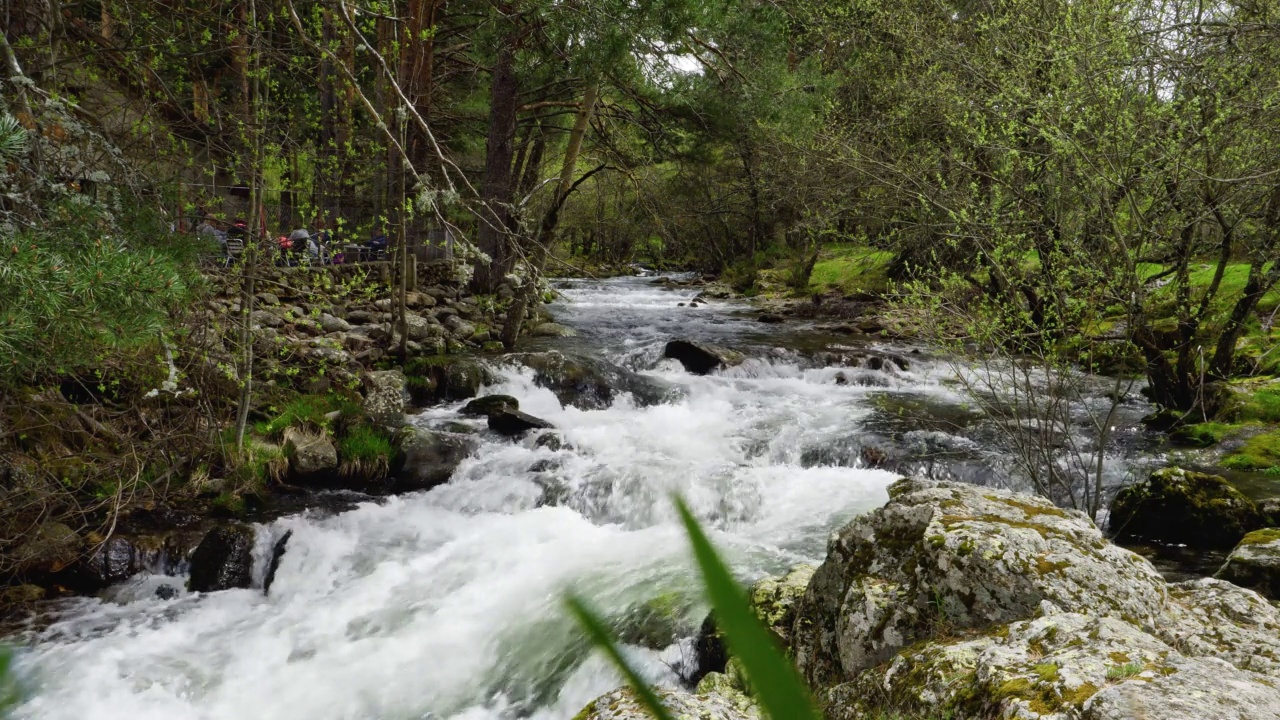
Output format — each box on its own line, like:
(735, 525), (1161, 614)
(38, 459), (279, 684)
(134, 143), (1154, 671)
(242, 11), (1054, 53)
(473, 6), (521, 293)
(501, 84), (599, 348)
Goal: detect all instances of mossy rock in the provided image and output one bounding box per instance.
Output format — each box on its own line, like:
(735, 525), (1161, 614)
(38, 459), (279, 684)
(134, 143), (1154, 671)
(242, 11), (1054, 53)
(1215, 528), (1280, 600)
(1169, 423), (1234, 448)
(1110, 466), (1264, 549)
(403, 355), (494, 405)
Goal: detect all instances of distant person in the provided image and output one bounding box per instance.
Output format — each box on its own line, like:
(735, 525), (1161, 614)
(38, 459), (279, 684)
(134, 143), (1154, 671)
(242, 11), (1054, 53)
(368, 227), (389, 253)
(197, 217), (228, 252)
(288, 227), (317, 261)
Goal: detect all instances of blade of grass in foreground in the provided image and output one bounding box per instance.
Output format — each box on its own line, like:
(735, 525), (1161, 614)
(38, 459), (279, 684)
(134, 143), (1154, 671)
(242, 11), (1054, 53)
(564, 595), (677, 720)
(674, 496), (821, 720)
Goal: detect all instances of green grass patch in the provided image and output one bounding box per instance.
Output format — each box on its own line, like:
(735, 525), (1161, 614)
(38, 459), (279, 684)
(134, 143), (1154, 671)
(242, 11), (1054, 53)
(253, 393), (360, 438)
(809, 244), (894, 296)
(337, 425), (394, 481)
(1221, 429), (1280, 471)
(1232, 387), (1280, 423)
(1105, 662), (1144, 681)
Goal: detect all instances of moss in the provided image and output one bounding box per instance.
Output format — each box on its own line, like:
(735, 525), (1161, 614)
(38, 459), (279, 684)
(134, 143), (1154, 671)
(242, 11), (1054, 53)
(807, 244), (894, 296)
(1237, 528), (1280, 546)
(1032, 662), (1060, 682)
(1222, 430), (1280, 471)
(1034, 556), (1070, 575)
(1109, 651), (1131, 664)
(1169, 422), (1240, 448)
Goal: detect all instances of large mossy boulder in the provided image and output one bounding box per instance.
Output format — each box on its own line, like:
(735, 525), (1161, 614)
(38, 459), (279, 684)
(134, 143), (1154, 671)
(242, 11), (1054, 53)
(187, 524), (255, 593)
(749, 564), (815, 649)
(1215, 529), (1280, 600)
(403, 356), (494, 406)
(792, 478), (1167, 688)
(1109, 466), (1263, 549)
(574, 687), (756, 720)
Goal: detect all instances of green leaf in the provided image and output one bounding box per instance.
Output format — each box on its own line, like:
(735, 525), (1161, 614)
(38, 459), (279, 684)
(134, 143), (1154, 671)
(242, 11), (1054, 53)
(563, 596), (677, 720)
(674, 497), (820, 720)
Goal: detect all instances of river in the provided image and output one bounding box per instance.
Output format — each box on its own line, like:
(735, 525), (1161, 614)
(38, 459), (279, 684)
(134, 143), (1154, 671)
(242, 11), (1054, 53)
(6, 275), (1158, 720)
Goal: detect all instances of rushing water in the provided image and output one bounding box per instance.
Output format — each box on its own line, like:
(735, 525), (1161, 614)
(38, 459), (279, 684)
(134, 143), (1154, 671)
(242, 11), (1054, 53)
(7, 275), (1157, 720)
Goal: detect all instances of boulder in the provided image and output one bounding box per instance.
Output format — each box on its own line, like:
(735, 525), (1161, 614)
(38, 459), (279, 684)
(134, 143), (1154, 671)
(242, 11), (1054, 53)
(346, 310), (379, 325)
(513, 351), (676, 409)
(405, 313), (445, 342)
(663, 340), (745, 375)
(12, 522), (81, 576)
(1215, 529), (1280, 600)
(444, 315), (477, 339)
(362, 370), (409, 427)
(693, 614), (729, 684)
(1109, 466), (1263, 549)
(251, 310), (283, 328)
(187, 524), (255, 593)
(488, 408), (554, 436)
(319, 313), (350, 333)
(404, 291), (436, 309)
(574, 687), (756, 720)
(282, 427), (338, 479)
(531, 322), (578, 337)
(757, 313), (785, 324)
(460, 394), (519, 417)
(1158, 577), (1280, 679)
(403, 357), (494, 405)
(69, 532), (200, 591)
(394, 427), (477, 492)
(791, 478), (1167, 688)
(823, 611), (1280, 720)
(750, 565), (815, 648)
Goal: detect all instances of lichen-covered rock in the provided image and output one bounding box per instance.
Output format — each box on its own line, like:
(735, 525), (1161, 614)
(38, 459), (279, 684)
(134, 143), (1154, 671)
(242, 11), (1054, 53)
(574, 686), (757, 720)
(827, 610), (1280, 720)
(749, 565), (815, 649)
(1215, 528), (1280, 600)
(531, 322), (577, 337)
(1109, 466), (1263, 549)
(282, 427), (338, 479)
(1157, 578), (1280, 679)
(403, 356), (494, 405)
(362, 370), (409, 427)
(792, 478), (1167, 687)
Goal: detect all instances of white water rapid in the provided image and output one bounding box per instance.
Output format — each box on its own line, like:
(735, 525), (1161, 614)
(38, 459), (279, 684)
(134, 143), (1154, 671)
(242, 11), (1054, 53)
(5, 275), (1145, 720)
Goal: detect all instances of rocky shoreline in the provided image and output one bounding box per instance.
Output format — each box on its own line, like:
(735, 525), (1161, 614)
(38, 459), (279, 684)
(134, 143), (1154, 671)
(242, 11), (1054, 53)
(580, 477), (1280, 720)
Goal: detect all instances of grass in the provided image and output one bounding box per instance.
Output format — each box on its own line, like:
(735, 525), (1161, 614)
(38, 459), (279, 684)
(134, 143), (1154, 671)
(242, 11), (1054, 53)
(1105, 662), (1144, 682)
(1232, 387), (1280, 423)
(1168, 422), (1241, 448)
(253, 393), (360, 438)
(808, 243), (895, 296)
(337, 425), (394, 480)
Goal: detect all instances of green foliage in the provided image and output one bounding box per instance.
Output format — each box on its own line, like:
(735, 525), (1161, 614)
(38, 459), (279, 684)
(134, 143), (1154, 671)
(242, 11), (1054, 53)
(568, 497), (819, 720)
(0, 645), (24, 713)
(338, 425), (393, 462)
(1232, 388), (1280, 424)
(0, 199), (199, 383)
(0, 114), (27, 161)
(807, 245), (894, 296)
(1169, 423), (1239, 448)
(254, 393), (359, 437)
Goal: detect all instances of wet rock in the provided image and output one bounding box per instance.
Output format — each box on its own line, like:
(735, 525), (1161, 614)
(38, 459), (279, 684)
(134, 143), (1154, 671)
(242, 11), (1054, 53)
(750, 565), (815, 648)
(792, 478), (1167, 688)
(70, 533), (198, 591)
(1109, 466), (1263, 549)
(531, 322), (577, 337)
(575, 687), (756, 720)
(619, 592), (693, 650)
(693, 614), (729, 684)
(187, 524), (255, 593)
(534, 431), (566, 451)
(263, 530), (293, 596)
(403, 357), (494, 405)
(154, 584), (180, 600)
(460, 395), (519, 417)
(663, 340), (744, 375)
(488, 408), (554, 436)
(394, 427), (477, 492)
(283, 428), (339, 479)
(12, 522), (81, 576)
(532, 474), (571, 507)
(513, 351), (675, 409)
(1215, 529), (1280, 600)
(362, 370), (409, 427)
(319, 313), (350, 333)
(757, 313), (785, 324)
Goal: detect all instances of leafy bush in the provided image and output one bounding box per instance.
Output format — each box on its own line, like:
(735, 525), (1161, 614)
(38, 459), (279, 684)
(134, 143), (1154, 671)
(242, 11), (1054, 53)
(0, 199), (200, 383)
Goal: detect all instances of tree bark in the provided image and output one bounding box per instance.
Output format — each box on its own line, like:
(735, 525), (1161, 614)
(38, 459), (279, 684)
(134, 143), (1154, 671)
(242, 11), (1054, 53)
(473, 5), (521, 293)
